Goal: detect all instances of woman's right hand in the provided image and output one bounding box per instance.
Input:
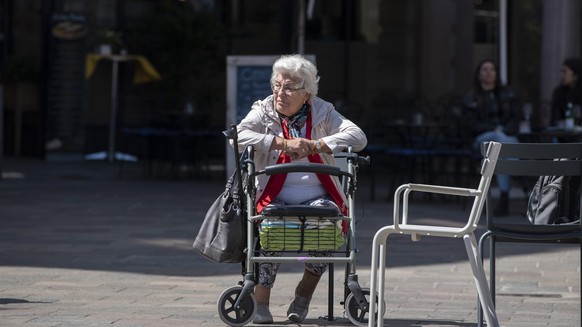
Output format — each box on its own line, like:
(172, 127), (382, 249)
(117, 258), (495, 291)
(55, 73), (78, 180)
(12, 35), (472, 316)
(285, 138), (313, 159)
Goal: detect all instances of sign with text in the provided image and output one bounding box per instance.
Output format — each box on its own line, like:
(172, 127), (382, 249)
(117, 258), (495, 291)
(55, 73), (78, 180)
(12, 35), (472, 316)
(46, 12), (87, 157)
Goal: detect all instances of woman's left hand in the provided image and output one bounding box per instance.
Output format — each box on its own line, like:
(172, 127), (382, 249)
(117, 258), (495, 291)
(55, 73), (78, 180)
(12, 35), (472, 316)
(285, 138), (315, 159)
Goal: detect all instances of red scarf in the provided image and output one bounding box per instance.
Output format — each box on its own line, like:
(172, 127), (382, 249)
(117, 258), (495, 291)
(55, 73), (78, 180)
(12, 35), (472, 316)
(256, 112), (348, 218)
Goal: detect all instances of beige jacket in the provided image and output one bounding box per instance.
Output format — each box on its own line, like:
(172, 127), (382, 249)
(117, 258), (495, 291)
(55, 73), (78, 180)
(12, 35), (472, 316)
(236, 95), (367, 205)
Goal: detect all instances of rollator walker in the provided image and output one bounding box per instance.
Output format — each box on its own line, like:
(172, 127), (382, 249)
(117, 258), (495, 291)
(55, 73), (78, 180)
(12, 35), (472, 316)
(217, 125), (380, 326)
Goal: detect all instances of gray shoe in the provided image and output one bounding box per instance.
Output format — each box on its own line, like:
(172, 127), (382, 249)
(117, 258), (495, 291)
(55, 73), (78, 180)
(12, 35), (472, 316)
(287, 295), (310, 322)
(253, 304), (273, 324)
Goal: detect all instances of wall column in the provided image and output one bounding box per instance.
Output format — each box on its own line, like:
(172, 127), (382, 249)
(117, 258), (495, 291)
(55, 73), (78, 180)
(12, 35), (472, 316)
(540, 0), (580, 113)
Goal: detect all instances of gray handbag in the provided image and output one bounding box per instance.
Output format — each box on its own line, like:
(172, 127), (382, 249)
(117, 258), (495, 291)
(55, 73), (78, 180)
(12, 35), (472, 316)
(193, 171), (246, 263)
(527, 174), (581, 225)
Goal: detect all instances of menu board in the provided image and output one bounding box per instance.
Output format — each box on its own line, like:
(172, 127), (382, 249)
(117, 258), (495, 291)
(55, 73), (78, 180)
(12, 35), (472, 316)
(234, 65), (273, 123)
(227, 56), (277, 127)
(45, 12), (87, 156)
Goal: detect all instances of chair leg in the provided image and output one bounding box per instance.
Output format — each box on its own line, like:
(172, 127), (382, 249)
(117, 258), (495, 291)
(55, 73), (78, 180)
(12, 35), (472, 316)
(463, 233), (500, 327)
(369, 226), (394, 327)
(368, 238), (381, 327)
(490, 236), (496, 307)
(487, 236), (497, 327)
(477, 231), (493, 327)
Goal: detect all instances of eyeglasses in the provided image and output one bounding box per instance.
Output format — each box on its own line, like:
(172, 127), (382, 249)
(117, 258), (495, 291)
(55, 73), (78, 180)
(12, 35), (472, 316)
(271, 83), (304, 95)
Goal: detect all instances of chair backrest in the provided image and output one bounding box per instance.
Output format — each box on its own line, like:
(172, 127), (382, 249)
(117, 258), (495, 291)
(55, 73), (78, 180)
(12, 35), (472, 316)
(465, 141), (502, 231)
(485, 142), (582, 177)
(481, 142), (582, 226)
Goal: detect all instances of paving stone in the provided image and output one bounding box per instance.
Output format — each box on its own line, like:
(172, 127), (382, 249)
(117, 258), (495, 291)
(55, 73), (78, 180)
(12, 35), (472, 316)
(0, 158), (579, 326)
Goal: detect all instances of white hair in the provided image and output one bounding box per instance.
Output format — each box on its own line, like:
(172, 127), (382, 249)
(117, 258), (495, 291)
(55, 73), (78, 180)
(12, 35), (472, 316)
(271, 54), (319, 99)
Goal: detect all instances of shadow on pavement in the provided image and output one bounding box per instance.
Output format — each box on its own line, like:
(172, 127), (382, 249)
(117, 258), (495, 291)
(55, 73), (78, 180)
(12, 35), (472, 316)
(0, 158), (575, 277)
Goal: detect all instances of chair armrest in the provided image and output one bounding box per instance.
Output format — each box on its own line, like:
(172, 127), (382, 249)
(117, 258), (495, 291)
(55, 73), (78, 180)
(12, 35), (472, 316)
(393, 183), (480, 227)
(406, 183), (480, 197)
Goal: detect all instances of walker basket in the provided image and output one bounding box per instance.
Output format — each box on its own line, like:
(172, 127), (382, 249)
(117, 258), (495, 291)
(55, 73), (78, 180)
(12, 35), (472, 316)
(259, 217), (345, 251)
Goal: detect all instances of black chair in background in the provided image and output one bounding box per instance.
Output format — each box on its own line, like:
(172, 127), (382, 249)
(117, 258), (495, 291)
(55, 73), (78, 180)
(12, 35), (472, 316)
(477, 142), (582, 327)
(334, 99), (368, 128)
(117, 110), (224, 179)
(426, 97), (481, 203)
(363, 93), (437, 201)
(361, 92), (399, 201)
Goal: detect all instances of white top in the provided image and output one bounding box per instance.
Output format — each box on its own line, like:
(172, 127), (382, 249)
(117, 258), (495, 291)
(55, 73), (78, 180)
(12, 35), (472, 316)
(277, 125), (326, 204)
(277, 157), (326, 204)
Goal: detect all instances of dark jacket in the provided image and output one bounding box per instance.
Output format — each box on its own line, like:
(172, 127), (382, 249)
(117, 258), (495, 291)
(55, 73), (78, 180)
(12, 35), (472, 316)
(462, 86), (522, 136)
(551, 84), (582, 126)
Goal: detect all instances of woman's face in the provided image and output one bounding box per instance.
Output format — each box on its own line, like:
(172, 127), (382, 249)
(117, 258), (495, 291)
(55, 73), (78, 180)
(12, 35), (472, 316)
(478, 62), (497, 87)
(272, 73), (309, 117)
(561, 65), (578, 88)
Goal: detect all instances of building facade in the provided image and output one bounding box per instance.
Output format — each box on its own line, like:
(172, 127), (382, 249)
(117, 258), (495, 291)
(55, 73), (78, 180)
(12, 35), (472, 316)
(1, 0), (580, 160)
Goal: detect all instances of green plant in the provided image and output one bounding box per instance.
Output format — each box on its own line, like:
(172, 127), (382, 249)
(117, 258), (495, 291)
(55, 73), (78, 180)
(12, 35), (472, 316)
(98, 29), (123, 47)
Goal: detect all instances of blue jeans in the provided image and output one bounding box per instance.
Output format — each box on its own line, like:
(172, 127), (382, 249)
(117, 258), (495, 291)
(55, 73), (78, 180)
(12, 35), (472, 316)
(473, 130), (519, 193)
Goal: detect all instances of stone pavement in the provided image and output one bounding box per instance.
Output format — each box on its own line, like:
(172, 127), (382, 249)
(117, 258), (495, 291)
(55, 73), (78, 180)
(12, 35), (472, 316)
(0, 157), (579, 326)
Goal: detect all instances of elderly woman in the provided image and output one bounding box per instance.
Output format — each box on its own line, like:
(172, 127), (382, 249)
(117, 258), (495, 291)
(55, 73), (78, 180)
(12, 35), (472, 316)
(235, 54), (367, 324)
(462, 59), (522, 216)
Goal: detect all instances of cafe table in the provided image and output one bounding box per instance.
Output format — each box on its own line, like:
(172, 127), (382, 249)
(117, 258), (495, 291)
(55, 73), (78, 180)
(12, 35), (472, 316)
(84, 53), (161, 162)
(546, 126), (582, 142)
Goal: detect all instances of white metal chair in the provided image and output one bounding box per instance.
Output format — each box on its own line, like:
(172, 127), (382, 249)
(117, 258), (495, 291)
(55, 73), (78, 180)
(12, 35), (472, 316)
(368, 141), (502, 327)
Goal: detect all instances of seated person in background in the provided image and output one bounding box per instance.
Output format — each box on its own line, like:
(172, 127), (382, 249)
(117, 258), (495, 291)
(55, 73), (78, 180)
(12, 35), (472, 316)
(550, 58), (582, 127)
(462, 59), (522, 216)
(235, 54), (367, 324)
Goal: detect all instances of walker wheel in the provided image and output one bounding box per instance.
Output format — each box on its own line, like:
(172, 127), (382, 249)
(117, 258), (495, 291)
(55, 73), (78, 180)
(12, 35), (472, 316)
(217, 285), (256, 327)
(344, 288), (385, 327)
